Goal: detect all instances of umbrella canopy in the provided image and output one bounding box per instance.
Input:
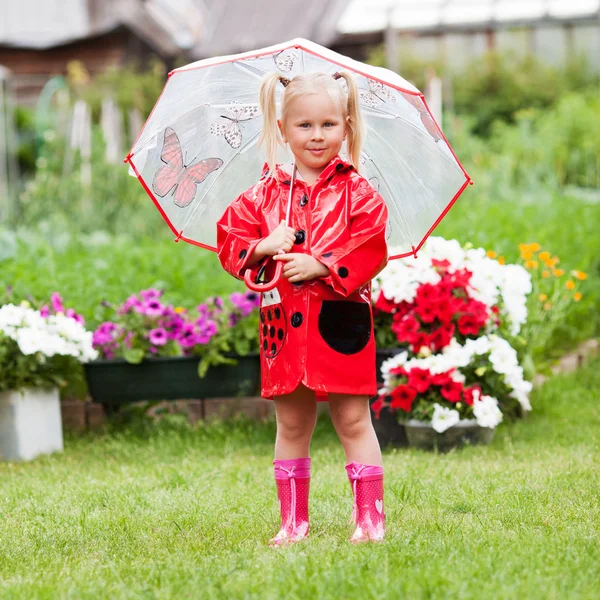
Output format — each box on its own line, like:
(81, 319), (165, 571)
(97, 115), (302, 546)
(127, 38), (471, 260)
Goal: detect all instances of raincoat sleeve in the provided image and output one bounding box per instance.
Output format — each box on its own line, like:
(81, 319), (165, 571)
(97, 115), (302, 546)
(315, 184), (388, 297)
(216, 186), (265, 282)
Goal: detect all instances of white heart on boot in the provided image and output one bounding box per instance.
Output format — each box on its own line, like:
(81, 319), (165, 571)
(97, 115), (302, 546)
(375, 499), (384, 514)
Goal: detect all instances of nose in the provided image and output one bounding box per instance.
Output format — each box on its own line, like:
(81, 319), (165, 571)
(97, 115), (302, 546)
(311, 127), (324, 141)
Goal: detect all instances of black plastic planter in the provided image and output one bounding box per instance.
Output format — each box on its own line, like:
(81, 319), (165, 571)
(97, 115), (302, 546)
(84, 353), (260, 407)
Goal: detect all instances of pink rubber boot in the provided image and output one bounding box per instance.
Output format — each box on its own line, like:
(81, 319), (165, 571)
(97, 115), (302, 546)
(269, 458), (311, 546)
(345, 462), (385, 543)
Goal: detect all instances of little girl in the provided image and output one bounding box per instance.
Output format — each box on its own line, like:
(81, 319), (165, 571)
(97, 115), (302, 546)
(217, 70), (388, 545)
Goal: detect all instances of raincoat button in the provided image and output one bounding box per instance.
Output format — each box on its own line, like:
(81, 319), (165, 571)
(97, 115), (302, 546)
(336, 163), (344, 171)
(291, 312), (303, 328)
(338, 266), (349, 278)
(239, 249), (247, 259)
(294, 230), (306, 244)
(300, 194), (308, 207)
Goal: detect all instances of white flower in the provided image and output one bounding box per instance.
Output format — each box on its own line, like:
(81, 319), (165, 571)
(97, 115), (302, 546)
(431, 404), (460, 433)
(473, 394), (503, 428)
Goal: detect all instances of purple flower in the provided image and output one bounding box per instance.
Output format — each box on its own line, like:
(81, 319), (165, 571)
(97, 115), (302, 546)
(149, 327), (168, 346)
(143, 299), (164, 317)
(230, 291), (254, 317)
(244, 291), (260, 308)
(229, 313), (239, 327)
(50, 292), (65, 313)
(196, 319), (218, 344)
(120, 295), (143, 314)
(177, 323), (198, 349)
(40, 305), (50, 318)
(140, 288), (163, 301)
(66, 308), (85, 325)
(93, 322), (120, 347)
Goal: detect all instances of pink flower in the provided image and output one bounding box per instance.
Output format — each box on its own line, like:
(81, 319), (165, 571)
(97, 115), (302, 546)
(149, 327), (168, 346)
(40, 305), (50, 317)
(50, 292), (65, 313)
(140, 288), (162, 301)
(143, 299), (164, 317)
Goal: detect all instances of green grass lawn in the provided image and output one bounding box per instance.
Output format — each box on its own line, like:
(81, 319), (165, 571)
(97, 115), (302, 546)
(1, 357), (599, 599)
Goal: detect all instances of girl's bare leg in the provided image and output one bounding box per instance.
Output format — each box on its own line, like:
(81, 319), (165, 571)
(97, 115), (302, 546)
(273, 384), (317, 459)
(328, 393), (382, 465)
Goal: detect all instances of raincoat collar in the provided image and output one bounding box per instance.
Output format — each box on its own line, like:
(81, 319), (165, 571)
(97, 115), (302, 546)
(270, 155), (354, 186)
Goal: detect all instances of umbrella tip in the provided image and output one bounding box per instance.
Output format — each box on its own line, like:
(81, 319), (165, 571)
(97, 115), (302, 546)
(124, 153), (133, 164)
(468, 179), (474, 185)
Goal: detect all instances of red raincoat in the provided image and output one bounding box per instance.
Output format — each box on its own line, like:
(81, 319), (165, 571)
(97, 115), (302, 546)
(217, 156), (388, 399)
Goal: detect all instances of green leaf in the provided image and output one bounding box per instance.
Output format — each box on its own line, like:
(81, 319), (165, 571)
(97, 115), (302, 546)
(123, 348), (144, 364)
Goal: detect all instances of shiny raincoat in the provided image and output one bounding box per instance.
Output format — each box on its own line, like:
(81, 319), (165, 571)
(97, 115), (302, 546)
(217, 155), (388, 399)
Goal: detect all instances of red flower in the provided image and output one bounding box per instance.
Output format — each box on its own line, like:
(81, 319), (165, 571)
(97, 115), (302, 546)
(391, 314), (420, 342)
(441, 380), (463, 403)
(410, 332), (430, 354)
(435, 297), (455, 325)
(415, 283), (440, 304)
(491, 306), (500, 314)
(463, 385), (482, 406)
(371, 397), (385, 419)
(429, 324), (455, 351)
(415, 301), (438, 324)
(390, 385), (417, 412)
(432, 258), (451, 272)
(449, 268), (472, 288)
(407, 367), (432, 393)
(457, 314), (482, 336)
(389, 365), (407, 377)
(374, 292), (397, 314)
(431, 370), (453, 386)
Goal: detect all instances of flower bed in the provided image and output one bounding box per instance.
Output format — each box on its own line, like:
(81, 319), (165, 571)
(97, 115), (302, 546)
(371, 237), (534, 437)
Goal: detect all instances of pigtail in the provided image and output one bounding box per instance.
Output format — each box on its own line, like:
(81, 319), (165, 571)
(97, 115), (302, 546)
(258, 72), (283, 175)
(338, 71), (364, 171)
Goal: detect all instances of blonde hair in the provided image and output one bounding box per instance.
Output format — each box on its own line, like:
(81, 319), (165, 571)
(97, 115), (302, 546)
(258, 71), (364, 174)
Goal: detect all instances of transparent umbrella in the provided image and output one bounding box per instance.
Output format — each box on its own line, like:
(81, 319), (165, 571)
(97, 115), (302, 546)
(127, 38), (471, 289)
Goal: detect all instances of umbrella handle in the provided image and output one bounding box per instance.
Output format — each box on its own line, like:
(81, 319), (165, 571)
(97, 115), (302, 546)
(244, 259), (283, 293)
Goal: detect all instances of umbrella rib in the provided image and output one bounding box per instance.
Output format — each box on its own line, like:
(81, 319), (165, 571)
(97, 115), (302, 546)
(180, 129), (262, 234)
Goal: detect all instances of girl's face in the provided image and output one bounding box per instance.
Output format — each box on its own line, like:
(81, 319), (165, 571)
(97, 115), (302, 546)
(278, 90), (347, 183)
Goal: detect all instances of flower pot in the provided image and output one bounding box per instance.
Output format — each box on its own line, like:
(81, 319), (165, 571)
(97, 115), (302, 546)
(83, 353), (260, 407)
(372, 406), (408, 447)
(404, 419), (496, 452)
(370, 348), (409, 447)
(0, 387), (64, 461)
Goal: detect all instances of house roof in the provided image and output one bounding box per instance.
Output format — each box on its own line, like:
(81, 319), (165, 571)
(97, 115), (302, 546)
(190, 0), (351, 59)
(338, 0), (600, 35)
(0, 0), (205, 55)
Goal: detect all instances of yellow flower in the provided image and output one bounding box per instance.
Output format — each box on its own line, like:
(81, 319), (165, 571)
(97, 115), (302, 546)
(543, 302), (552, 310)
(552, 256), (560, 264)
(538, 293), (548, 302)
(486, 250), (497, 259)
(518, 243), (529, 253)
(538, 251), (551, 261)
(574, 292), (582, 302)
(553, 268), (564, 277)
(521, 250), (533, 260)
(542, 270), (551, 278)
(565, 280), (575, 290)
(525, 260), (538, 269)
(571, 270), (588, 281)
(545, 258), (558, 267)
(529, 243), (541, 252)
(498, 256), (505, 265)
(174, 307), (186, 314)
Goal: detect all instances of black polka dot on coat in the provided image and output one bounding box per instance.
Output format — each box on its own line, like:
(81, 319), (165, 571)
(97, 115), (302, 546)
(239, 249), (247, 259)
(338, 267), (349, 278)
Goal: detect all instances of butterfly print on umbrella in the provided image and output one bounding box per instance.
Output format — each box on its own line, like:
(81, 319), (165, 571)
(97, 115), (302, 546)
(210, 102), (260, 149)
(273, 49), (299, 73)
(152, 127), (224, 208)
(401, 92), (442, 142)
(359, 79), (396, 109)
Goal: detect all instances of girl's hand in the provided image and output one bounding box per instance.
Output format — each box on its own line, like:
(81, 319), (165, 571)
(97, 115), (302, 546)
(272, 253), (329, 283)
(256, 220), (296, 257)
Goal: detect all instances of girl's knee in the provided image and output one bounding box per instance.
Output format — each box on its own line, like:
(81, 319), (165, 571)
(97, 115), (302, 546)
(330, 399), (372, 440)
